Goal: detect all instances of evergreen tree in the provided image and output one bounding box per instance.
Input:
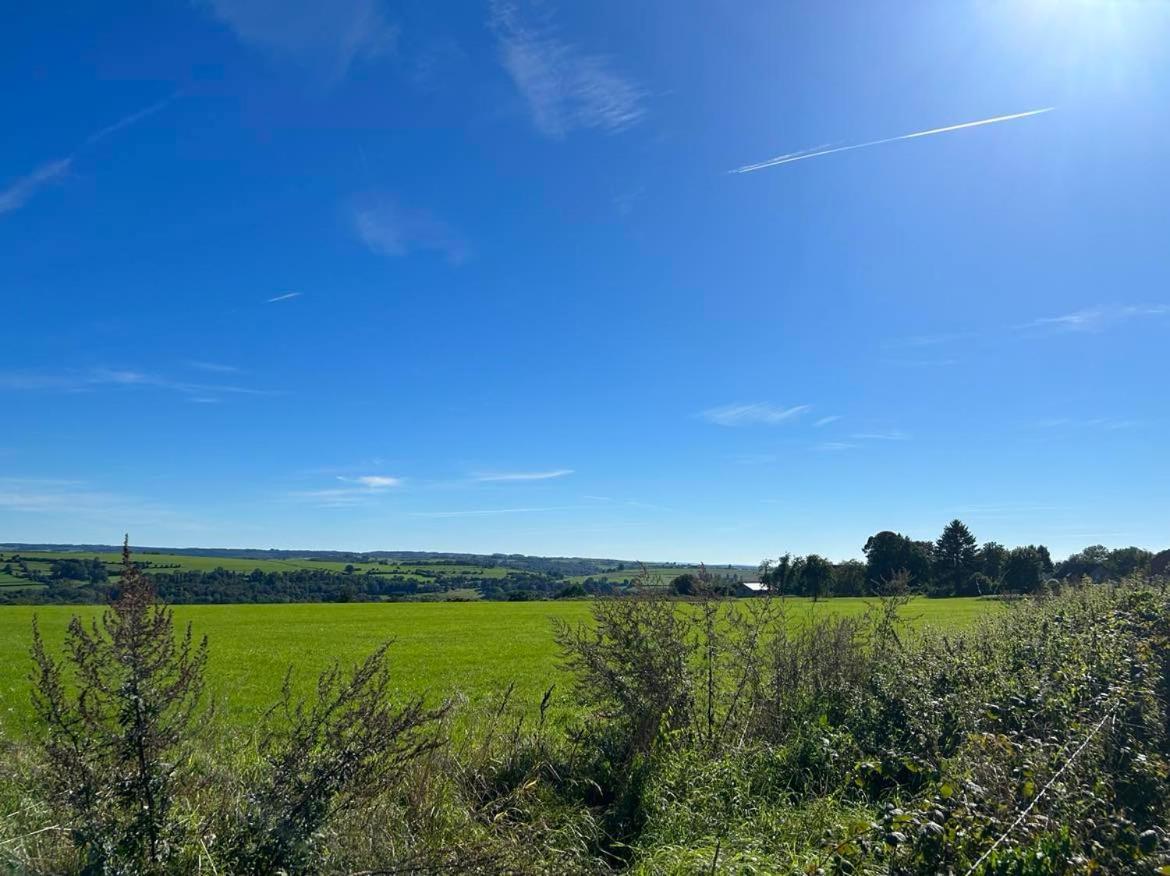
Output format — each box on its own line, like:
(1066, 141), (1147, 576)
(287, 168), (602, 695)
(933, 519), (979, 596)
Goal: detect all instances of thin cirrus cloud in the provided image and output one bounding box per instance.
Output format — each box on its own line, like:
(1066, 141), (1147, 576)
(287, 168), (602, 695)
(201, 0), (398, 80)
(730, 107), (1054, 174)
(473, 469), (574, 482)
(889, 304), (1170, 351)
(411, 505), (581, 518)
(352, 198), (469, 264)
(490, 0), (646, 139)
(700, 403), (811, 427)
(290, 474), (402, 507)
(1, 95), (175, 216)
(0, 477), (176, 522)
(0, 160), (73, 216)
(851, 430), (910, 441)
(187, 360), (240, 374)
(813, 415), (841, 427)
(1034, 417), (1139, 431)
(814, 442), (857, 452)
(266, 292), (302, 303)
(0, 367), (273, 402)
(1016, 304), (1170, 335)
(884, 301), (1170, 353)
(338, 475), (402, 488)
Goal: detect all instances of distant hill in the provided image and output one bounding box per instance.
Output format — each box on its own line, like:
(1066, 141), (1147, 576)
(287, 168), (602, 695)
(0, 543), (753, 578)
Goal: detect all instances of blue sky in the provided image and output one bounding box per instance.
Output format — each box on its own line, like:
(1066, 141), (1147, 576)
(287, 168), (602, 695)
(2, 0), (1168, 563)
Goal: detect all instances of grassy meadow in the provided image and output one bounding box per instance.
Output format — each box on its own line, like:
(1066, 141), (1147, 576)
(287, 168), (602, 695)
(0, 596), (993, 735)
(0, 549), (518, 582)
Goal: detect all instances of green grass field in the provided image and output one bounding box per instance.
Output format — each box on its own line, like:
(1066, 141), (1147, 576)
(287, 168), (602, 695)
(564, 564), (747, 586)
(2, 550), (519, 579)
(0, 597), (994, 736)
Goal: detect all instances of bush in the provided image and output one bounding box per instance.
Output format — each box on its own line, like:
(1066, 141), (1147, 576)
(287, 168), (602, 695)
(29, 540), (207, 874)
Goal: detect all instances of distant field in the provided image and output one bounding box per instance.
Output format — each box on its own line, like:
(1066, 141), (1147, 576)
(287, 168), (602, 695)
(4, 550), (515, 578)
(0, 597), (994, 735)
(564, 564), (748, 587)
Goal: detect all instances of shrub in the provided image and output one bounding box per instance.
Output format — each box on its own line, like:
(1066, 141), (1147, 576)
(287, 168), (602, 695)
(216, 643), (450, 873)
(29, 539), (208, 874)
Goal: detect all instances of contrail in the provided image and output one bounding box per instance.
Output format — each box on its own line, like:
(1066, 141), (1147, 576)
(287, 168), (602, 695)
(266, 292), (302, 303)
(730, 107), (1055, 174)
(84, 93), (179, 147)
(1, 94), (179, 216)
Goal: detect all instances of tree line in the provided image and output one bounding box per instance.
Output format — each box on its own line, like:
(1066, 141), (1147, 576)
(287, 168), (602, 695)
(759, 519), (1168, 598)
(0, 564), (584, 605)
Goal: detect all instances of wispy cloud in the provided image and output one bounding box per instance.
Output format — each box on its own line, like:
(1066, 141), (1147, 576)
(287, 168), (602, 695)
(203, 0), (397, 80)
(473, 469), (574, 482)
(814, 441), (857, 452)
(490, 1), (646, 138)
(290, 474), (401, 507)
(731, 107), (1054, 174)
(889, 304), (1169, 353)
(338, 475), (402, 488)
(353, 198), (468, 263)
(1016, 304), (1170, 335)
(0, 477), (174, 521)
(2, 96), (175, 216)
(266, 292), (302, 303)
(84, 94), (178, 147)
(187, 360), (240, 374)
(851, 430), (910, 441)
(0, 160), (73, 215)
(813, 415), (841, 428)
(701, 403), (811, 427)
(1033, 417), (1139, 431)
(0, 367), (274, 401)
(411, 505), (580, 518)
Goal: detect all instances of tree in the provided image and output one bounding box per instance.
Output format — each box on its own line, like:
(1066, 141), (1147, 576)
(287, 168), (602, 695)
(799, 554), (834, 601)
(834, 560), (867, 596)
(863, 531), (932, 592)
(1002, 546), (1044, 593)
(1058, 545), (1110, 581)
(933, 519), (979, 597)
(766, 553), (800, 596)
(30, 538), (209, 872)
(1152, 549), (1170, 578)
(670, 573), (700, 596)
(1106, 546), (1152, 578)
(979, 542), (1008, 584)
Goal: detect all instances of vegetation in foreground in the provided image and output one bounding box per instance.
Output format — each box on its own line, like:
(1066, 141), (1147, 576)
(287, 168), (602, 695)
(2, 551), (1170, 874)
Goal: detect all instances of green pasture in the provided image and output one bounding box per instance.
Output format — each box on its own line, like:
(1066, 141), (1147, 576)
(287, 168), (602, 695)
(0, 551), (512, 579)
(566, 564), (747, 585)
(0, 597), (995, 736)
